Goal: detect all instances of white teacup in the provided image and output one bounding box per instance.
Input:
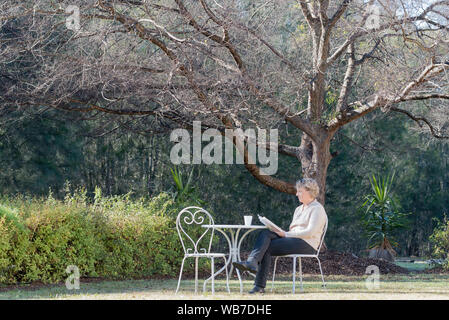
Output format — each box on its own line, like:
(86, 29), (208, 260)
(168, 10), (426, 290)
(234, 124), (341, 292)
(244, 215), (253, 226)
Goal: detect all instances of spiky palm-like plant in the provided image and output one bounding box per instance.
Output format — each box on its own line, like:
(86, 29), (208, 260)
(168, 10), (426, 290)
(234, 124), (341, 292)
(170, 166), (205, 206)
(360, 172), (410, 261)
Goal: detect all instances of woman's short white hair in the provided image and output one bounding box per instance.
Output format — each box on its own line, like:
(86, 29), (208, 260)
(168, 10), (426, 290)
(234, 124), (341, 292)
(296, 178), (320, 199)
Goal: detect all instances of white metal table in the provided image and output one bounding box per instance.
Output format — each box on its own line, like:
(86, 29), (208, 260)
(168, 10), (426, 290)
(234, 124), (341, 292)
(202, 224), (266, 293)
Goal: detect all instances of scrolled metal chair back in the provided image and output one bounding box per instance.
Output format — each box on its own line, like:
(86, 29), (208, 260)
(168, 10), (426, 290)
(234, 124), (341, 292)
(176, 206), (215, 255)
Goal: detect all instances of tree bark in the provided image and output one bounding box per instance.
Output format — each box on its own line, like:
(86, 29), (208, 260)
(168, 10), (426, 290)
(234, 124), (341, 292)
(298, 129), (334, 205)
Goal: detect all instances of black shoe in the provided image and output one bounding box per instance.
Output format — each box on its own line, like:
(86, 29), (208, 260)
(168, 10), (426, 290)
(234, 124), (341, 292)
(249, 285), (265, 294)
(232, 261), (257, 274)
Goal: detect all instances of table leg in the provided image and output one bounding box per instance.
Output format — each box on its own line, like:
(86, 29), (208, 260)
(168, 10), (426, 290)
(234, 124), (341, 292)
(217, 228), (243, 294)
(237, 228), (260, 278)
(232, 228), (244, 293)
(203, 227), (264, 294)
(203, 228), (232, 293)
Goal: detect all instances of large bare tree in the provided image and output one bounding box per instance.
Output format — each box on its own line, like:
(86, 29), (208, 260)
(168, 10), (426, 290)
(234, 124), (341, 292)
(1, 0), (448, 204)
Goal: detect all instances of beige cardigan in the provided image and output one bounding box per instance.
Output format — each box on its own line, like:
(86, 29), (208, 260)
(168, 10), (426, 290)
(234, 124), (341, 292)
(284, 199), (328, 251)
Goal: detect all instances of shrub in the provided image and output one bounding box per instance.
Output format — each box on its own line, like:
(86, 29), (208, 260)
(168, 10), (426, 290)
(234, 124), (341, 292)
(22, 203), (105, 282)
(0, 204), (27, 232)
(0, 204), (30, 283)
(0, 191), (214, 284)
(429, 216), (449, 270)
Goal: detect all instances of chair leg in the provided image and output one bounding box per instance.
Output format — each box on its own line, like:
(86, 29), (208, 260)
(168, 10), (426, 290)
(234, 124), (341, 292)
(224, 256), (230, 293)
(316, 257), (326, 288)
(218, 257), (231, 293)
(299, 257), (303, 292)
(195, 257), (199, 294)
(176, 256), (187, 294)
(271, 257), (279, 293)
(292, 257), (296, 294)
(211, 257), (215, 294)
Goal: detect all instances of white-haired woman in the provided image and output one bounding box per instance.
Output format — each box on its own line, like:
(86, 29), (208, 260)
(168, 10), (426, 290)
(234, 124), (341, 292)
(233, 178), (328, 294)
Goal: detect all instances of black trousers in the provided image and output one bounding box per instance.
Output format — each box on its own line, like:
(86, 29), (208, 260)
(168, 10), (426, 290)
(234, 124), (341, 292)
(247, 229), (316, 288)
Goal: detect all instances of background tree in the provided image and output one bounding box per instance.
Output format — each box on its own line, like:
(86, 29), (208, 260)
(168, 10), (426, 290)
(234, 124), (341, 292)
(1, 0), (448, 206)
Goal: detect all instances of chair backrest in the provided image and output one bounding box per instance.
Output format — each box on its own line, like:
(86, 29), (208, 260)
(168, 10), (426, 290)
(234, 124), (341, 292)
(315, 218), (328, 255)
(176, 206), (215, 255)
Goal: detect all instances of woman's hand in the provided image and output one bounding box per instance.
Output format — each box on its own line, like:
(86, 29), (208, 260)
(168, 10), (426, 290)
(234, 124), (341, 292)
(274, 230), (286, 237)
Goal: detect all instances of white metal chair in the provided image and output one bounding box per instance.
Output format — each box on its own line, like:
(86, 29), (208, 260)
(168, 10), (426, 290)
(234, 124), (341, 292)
(271, 219), (328, 293)
(175, 206), (229, 294)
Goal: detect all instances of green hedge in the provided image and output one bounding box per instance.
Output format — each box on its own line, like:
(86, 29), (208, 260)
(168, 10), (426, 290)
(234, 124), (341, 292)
(0, 191), (215, 284)
(429, 216), (449, 270)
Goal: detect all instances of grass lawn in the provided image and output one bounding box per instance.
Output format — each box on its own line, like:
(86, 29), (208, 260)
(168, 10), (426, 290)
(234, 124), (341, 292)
(1, 273), (449, 300)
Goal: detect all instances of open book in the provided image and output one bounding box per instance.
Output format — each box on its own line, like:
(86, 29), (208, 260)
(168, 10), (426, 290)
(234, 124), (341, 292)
(258, 215), (284, 233)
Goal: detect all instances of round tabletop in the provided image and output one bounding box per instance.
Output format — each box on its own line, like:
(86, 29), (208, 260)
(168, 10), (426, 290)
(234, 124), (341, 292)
(202, 224), (267, 229)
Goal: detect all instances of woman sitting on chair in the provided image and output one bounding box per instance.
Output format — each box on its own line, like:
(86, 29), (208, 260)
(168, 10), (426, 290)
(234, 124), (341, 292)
(233, 178), (328, 294)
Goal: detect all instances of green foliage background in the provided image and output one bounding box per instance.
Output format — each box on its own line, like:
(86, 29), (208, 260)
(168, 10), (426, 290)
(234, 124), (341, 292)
(0, 108), (448, 260)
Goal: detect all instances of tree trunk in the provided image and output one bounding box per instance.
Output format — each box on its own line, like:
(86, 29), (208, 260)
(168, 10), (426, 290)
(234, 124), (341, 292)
(368, 248), (395, 262)
(298, 130), (334, 205)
